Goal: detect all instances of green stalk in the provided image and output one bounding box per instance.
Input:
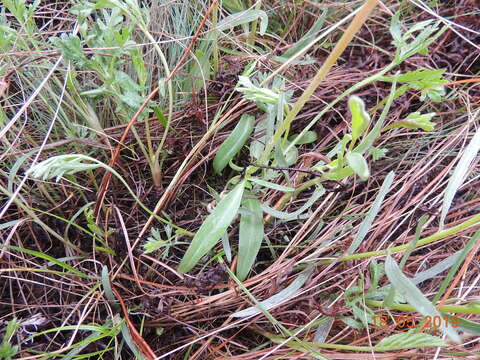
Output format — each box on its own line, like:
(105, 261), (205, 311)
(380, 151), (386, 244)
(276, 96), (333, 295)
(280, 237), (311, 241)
(326, 213), (480, 263)
(247, 0), (262, 48)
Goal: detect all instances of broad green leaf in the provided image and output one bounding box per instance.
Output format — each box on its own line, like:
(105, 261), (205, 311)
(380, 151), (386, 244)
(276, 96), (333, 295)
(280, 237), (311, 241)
(440, 127), (480, 227)
(380, 69), (447, 102)
(213, 114), (254, 174)
(322, 164), (354, 180)
(222, 0), (245, 13)
(178, 181), (245, 273)
(390, 13), (445, 63)
(349, 95), (370, 142)
(237, 197), (264, 281)
(216, 9), (268, 35)
(249, 177), (295, 192)
(375, 330), (446, 351)
(346, 152), (370, 180)
(385, 255), (461, 343)
(231, 266), (314, 317)
(348, 171), (394, 254)
(282, 141), (298, 167)
(397, 68), (446, 83)
(50, 33), (89, 67)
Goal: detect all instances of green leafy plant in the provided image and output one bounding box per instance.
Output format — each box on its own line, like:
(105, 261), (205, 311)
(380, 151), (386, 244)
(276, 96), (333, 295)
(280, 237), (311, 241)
(177, 10), (445, 275)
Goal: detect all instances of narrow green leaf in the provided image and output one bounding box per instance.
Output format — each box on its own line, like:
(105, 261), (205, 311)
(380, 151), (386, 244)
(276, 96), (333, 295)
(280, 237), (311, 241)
(348, 171), (394, 254)
(282, 10), (328, 58)
(120, 323), (145, 360)
(0, 219), (22, 231)
(178, 181), (245, 273)
(231, 266), (314, 318)
(455, 316), (480, 335)
(153, 106), (168, 130)
(101, 266), (116, 304)
(375, 330), (447, 351)
(434, 230), (480, 302)
(222, 232), (232, 263)
(385, 215), (428, 306)
(346, 152), (370, 180)
(237, 197), (264, 281)
(249, 177), (295, 192)
(213, 114), (254, 174)
(260, 187), (324, 221)
(440, 126), (480, 227)
(313, 317), (334, 343)
(349, 95), (370, 142)
(385, 255), (461, 343)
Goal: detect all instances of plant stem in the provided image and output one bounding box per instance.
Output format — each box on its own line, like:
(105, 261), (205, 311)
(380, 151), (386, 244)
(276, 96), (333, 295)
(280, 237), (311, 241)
(326, 213), (480, 263)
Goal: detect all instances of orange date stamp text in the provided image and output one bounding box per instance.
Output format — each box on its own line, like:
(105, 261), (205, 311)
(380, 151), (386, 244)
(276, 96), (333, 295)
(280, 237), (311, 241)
(372, 315), (459, 329)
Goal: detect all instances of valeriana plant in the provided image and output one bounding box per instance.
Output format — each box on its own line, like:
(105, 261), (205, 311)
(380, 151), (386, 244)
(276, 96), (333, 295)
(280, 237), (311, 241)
(176, 10), (444, 280)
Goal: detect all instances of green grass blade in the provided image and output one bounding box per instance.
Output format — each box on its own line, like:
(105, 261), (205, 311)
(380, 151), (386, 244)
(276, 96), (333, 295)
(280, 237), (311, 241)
(440, 126), (480, 227)
(0, 244), (89, 279)
(348, 171), (395, 254)
(433, 230), (480, 303)
(237, 197), (264, 281)
(178, 180), (246, 273)
(385, 254), (461, 343)
(101, 266), (116, 303)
